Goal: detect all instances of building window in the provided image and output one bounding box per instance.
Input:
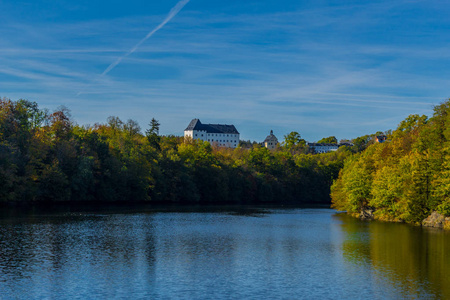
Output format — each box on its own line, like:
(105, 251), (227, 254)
(195, 134), (197, 137)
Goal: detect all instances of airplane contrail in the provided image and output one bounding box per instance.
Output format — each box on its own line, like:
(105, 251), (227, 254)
(77, 0), (190, 95)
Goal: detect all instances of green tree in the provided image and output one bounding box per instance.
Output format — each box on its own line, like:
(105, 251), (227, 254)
(123, 119), (141, 137)
(318, 136), (338, 144)
(370, 164), (404, 221)
(284, 131), (301, 148)
(146, 118), (161, 150)
(351, 135), (372, 152)
(283, 131), (306, 151)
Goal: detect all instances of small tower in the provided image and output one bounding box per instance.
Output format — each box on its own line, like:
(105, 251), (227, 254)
(263, 130), (278, 150)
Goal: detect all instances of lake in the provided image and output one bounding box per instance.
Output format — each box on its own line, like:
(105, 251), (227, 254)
(0, 205), (449, 299)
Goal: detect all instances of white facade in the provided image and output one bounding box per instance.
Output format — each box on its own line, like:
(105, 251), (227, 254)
(308, 143), (339, 154)
(184, 130), (239, 148)
(263, 130), (278, 150)
(184, 119), (240, 148)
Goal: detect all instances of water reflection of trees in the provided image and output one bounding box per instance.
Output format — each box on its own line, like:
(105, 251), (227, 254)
(336, 214), (450, 299)
(0, 213), (157, 296)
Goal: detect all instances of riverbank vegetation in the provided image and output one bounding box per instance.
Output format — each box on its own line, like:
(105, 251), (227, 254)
(0, 98), (352, 205)
(331, 99), (450, 226)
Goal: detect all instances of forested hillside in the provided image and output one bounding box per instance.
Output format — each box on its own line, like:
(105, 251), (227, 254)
(331, 99), (450, 225)
(0, 98), (351, 204)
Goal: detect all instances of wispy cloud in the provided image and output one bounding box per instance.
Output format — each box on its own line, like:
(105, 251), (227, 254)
(77, 0), (190, 96)
(100, 0), (190, 77)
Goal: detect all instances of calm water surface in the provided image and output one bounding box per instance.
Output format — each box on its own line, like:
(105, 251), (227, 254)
(0, 206), (449, 299)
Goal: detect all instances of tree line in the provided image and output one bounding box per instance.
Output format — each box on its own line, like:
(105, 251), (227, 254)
(0, 98), (354, 205)
(331, 99), (450, 224)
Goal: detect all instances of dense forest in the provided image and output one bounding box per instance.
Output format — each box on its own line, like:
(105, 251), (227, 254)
(331, 99), (450, 226)
(0, 98), (354, 205)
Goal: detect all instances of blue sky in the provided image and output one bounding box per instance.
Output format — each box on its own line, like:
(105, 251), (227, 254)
(1, 0), (449, 142)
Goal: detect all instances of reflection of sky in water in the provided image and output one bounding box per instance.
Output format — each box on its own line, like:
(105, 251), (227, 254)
(0, 208), (448, 299)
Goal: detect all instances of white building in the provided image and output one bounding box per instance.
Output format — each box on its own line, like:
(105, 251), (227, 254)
(184, 119), (240, 148)
(308, 143), (339, 154)
(375, 135), (387, 143)
(263, 130), (278, 150)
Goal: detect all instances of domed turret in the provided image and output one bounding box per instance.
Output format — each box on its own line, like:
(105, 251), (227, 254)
(263, 130), (278, 150)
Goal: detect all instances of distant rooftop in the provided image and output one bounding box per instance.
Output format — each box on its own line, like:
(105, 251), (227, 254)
(263, 130), (278, 143)
(185, 119), (239, 134)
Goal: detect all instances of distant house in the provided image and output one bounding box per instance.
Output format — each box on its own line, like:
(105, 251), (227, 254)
(375, 135), (387, 143)
(263, 130), (278, 150)
(184, 119), (240, 148)
(308, 143), (339, 154)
